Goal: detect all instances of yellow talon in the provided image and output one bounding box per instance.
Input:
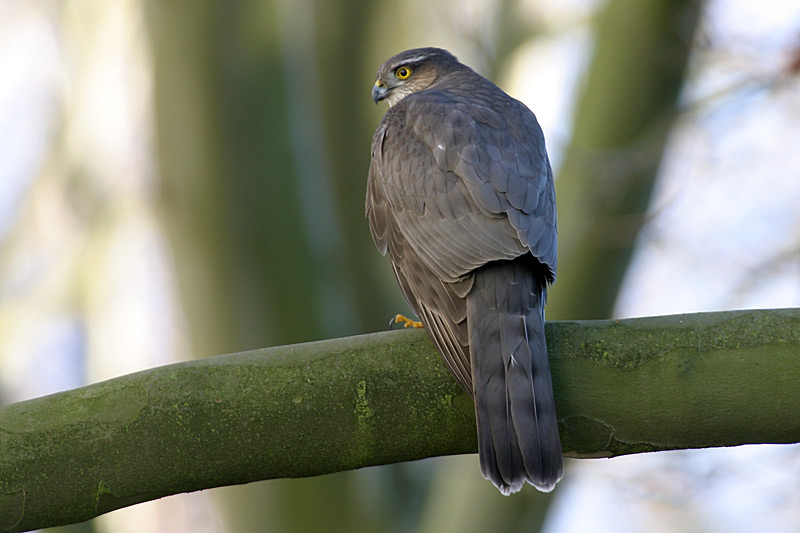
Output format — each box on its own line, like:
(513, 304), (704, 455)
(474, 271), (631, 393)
(392, 313), (424, 329)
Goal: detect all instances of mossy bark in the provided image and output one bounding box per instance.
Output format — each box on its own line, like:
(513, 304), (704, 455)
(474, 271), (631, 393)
(2, 308), (799, 532)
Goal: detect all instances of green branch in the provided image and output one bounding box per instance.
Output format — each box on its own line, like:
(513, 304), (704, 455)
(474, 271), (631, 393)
(2, 308), (800, 531)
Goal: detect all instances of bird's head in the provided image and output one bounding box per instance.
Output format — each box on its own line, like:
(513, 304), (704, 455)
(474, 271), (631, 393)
(372, 47), (464, 107)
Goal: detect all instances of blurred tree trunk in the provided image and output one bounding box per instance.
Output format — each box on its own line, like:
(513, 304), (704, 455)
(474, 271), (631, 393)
(144, 0), (381, 532)
(548, 0), (703, 320)
(145, 0), (322, 355)
(311, 0), (403, 328)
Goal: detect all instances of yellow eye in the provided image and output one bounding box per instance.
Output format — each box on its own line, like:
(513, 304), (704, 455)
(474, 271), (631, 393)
(395, 67), (412, 80)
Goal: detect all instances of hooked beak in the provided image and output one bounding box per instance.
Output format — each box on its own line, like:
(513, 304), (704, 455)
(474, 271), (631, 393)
(372, 79), (389, 104)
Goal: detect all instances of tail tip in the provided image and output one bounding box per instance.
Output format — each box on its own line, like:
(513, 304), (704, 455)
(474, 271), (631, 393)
(483, 467), (564, 495)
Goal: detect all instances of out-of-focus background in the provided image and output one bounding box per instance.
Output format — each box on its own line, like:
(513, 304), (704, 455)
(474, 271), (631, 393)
(2, 0), (799, 531)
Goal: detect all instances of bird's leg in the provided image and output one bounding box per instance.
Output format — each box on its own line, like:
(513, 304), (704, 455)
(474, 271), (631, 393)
(392, 313), (424, 329)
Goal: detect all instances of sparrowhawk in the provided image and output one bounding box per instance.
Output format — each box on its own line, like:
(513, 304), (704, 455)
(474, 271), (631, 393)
(366, 47), (562, 494)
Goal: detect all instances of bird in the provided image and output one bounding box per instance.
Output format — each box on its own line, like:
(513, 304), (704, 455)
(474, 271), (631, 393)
(366, 47), (562, 494)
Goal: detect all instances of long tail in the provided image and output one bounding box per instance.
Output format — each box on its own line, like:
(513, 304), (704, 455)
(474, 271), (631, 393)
(466, 259), (563, 494)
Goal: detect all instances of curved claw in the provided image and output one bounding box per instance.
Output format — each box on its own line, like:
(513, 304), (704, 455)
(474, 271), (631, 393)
(391, 313), (424, 329)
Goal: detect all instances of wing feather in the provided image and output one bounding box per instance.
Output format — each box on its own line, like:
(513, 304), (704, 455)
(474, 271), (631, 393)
(366, 78), (557, 397)
(390, 89), (557, 280)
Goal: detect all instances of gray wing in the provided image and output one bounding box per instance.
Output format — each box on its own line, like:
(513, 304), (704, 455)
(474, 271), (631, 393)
(367, 122), (474, 391)
(366, 88), (556, 394)
(401, 89), (557, 280)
